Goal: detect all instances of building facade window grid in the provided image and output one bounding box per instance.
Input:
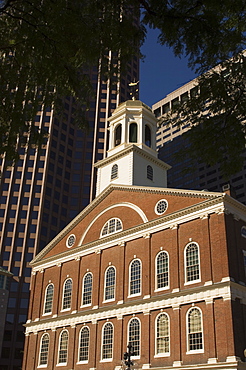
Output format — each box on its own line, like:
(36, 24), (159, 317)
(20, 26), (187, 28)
(62, 278), (72, 310)
(156, 251), (169, 290)
(39, 333), (49, 366)
(78, 326), (90, 363)
(187, 307), (203, 352)
(156, 313), (170, 355)
(129, 259), (141, 296)
(128, 318), (140, 358)
(104, 266), (116, 301)
(185, 242), (200, 283)
(43, 283), (54, 314)
(58, 330), (69, 365)
(82, 272), (92, 306)
(101, 322), (114, 361)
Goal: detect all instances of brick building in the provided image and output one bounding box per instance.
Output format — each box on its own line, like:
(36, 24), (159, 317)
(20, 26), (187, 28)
(23, 100), (246, 370)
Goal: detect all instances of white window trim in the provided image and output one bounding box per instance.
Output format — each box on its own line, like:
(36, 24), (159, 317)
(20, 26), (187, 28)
(103, 266), (116, 302)
(100, 218), (123, 238)
(128, 259), (142, 298)
(81, 272), (93, 307)
(38, 333), (49, 368)
(111, 164), (119, 181)
(61, 278), (72, 312)
(43, 283), (54, 316)
(184, 242), (201, 285)
(66, 234), (76, 248)
(155, 199), (168, 215)
(186, 307), (204, 354)
(155, 250), (169, 291)
(155, 313), (170, 357)
(101, 322), (114, 362)
(57, 330), (69, 366)
(127, 317), (141, 360)
(77, 326), (90, 364)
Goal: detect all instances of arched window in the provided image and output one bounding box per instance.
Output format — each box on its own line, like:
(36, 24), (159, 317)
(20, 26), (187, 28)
(147, 165), (153, 181)
(156, 251), (169, 289)
(185, 242), (200, 283)
(101, 218), (123, 237)
(145, 125), (151, 147)
(128, 318), (140, 357)
(115, 124), (122, 146)
(43, 283), (54, 314)
(39, 333), (49, 366)
(82, 273), (92, 306)
(111, 164), (118, 180)
(104, 266), (116, 301)
(129, 122), (137, 143)
(62, 278), (72, 310)
(101, 322), (114, 360)
(187, 308), (203, 352)
(129, 259), (141, 296)
(78, 326), (90, 362)
(156, 313), (170, 355)
(58, 330), (68, 364)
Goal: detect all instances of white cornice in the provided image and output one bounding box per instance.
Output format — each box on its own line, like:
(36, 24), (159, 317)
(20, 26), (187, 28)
(94, 144), (171, 170)
(24, 281), (245, 335)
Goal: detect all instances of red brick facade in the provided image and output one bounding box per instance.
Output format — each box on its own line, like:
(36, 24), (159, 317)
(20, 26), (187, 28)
(23, 186), (246, 370)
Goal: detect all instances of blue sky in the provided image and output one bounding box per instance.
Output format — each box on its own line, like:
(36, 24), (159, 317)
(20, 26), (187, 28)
(139, 28), (197, 107)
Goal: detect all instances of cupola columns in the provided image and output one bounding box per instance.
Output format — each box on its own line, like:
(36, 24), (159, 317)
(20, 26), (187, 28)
(94, 100), (171, 196)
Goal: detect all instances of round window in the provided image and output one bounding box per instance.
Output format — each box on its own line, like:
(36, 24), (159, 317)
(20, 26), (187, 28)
(155, 199), (168, 215)
(66, 234), (76, 248)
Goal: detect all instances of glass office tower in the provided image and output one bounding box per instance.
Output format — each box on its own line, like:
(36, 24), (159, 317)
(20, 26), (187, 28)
(0, 57), (139, 369)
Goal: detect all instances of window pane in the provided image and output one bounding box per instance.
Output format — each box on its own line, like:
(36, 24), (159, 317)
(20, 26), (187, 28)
(79, 327), (89, 362)
(62, 279), (72, 310)
(102, 323), (113, 360)
(82, 273), (92, 305)
(130, 260), (141, 295)
(186, 243), (200, 282)
(39, 334), (49, 365)
(58, 331), (68, 364)
(105, 267), (115, 301)
(157, 252), (168, 289)
(188, 308), (203, 351)
(101, 218), (122, 237)
(129, 319), (140, 356)
(44, 284), (54, 314)
(156, 314), (169, 354)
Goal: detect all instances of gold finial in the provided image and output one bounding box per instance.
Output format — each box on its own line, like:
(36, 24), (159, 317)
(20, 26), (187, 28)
(129, 80), (139, 101)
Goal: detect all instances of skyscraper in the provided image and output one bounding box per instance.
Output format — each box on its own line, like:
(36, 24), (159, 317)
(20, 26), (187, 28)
(153, 78), (246, 205)
(0, 57), (139, 369)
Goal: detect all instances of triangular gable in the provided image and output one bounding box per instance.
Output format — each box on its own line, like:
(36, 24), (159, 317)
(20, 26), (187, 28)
(31, 185), (224, 265)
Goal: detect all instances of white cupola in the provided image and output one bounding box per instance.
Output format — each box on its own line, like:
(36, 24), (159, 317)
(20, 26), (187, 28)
(94, 100), (171, 196)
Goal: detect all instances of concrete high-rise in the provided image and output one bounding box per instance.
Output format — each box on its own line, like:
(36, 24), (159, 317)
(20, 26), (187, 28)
(153, 78), (246, 206)
(0, 57), (139, 370)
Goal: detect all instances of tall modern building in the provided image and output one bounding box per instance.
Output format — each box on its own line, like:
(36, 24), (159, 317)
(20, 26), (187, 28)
(153, 78), (246, 206)
(0, 57), (139, 369)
